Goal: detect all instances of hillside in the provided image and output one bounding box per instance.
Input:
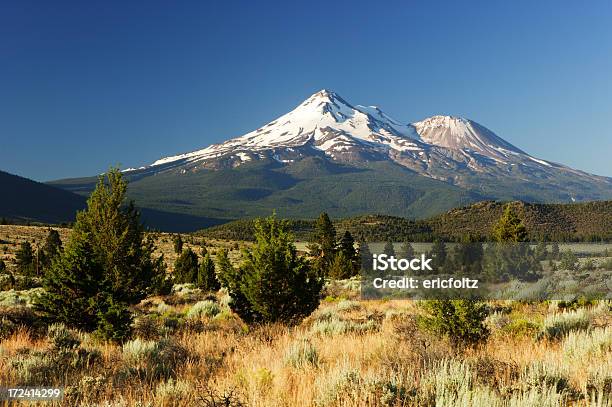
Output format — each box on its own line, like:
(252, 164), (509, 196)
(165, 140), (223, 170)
(0, 170), (86, 224)
(50, 158), (485, 225)
(197, 200), (612, 242)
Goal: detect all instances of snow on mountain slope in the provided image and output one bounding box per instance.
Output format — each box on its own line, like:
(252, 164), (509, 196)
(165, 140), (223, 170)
(412, 115), (526, 160)
(151, 90), (423, 167)
(133, 89), (610, 202)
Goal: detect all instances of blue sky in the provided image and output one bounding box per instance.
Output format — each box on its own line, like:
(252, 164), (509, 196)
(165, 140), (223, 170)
(1, 0), (611, 181)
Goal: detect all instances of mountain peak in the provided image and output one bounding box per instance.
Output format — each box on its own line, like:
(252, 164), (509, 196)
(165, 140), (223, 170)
(312, 88), (338, 98)
(298, 89), (354, 113)
(412, 115), (525, 156)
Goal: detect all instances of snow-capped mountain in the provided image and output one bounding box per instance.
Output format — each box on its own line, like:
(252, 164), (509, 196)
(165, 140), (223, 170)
(49, 89), (612, 227)
(149, 90), (421, 168)
(131, 89), (610, 203)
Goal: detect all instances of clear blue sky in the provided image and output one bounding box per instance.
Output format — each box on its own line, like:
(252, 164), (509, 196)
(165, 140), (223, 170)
(1, 0), (611, 181)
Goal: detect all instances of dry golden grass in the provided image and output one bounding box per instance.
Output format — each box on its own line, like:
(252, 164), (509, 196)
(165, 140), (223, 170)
(0, 225), (246, 274)
(1, 296), (609, 406)
(0, 225), (611, 406)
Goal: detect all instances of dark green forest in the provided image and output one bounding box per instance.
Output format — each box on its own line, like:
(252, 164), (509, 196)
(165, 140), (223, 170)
(197, 200), (612, 242)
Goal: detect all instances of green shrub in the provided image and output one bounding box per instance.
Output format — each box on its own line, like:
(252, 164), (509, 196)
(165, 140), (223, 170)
(11, 347), (101, 385)
(419, 300), (489, 347)
(315, 368), (362, 407)
(485, 311), (511, 331)
(418, 359), (487, 406)
(217, 214), (323, 324)
(0, 288), (44, 307)
(502, 318), (540, 338)
(122, 338), (157, 363)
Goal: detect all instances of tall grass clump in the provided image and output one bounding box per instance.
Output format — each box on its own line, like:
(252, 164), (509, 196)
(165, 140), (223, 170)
(284, 338), (319, 368)
(186, 300), (221, 319)
(336, 299), (361, 312)
(419, 359), (476, 405)
(585, 359), (612, 398)
(122, 338), (157, 363)
(122, 338), (189, 380)
(506, 385), (567, 407)
(562, 327), (612, 360)
(155, 378), (192, 404)
(521, 361), (577, 397)
(539, 308), (591, 340)
(47, 323), (81, 349)
(310, 317), (376, 336)
(314, 367), (362, 406)
(11, 333), (100, 385)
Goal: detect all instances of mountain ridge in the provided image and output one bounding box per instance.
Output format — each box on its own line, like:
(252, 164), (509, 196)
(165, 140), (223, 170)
(0, 170), (86, 224)
(122, 89), (610, 203)
(47, 89), (612, 229)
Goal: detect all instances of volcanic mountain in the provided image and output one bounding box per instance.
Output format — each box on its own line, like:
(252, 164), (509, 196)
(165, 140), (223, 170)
(50, 90), (612, 229)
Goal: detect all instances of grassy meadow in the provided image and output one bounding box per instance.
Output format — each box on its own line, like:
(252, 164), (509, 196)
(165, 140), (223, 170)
(0, 225), (611, 406)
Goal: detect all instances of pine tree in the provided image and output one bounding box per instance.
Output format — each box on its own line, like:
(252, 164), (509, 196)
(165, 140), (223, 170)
(484, 204), (540, 282)
(43, 229), (63, 258)
(174, 248), (199, 284)
(429, 239), (447, 271)
(559, 250), (579, 271)
(337, 231), (358, 274)
(357, 240), (372, 273)
(534, 241), (548, 261)
(328, 251), (356, 280)
(338, 231), (356, 260)
(197, 253), (220, 291)
(35, 234), (104, 331)
(550, 242), (560, 260)
(15, 241), (35, 275)
(217, 248), (258, 322)
(398, 242), (415, 259)
(492, 205), (528, 243)
(383, 241), (396, 257)
(218, 214), (323, 324)
(35, 169), (166, 341)
(311, 212), (337, 264)
(41, 229), (63, 270)
(453, 234), (483, 274)
(420, 299), (489, 347)
(173, 234), (183, 254)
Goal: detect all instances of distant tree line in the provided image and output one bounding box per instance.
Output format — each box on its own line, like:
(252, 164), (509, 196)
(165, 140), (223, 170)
(197, 200), (612, 243)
